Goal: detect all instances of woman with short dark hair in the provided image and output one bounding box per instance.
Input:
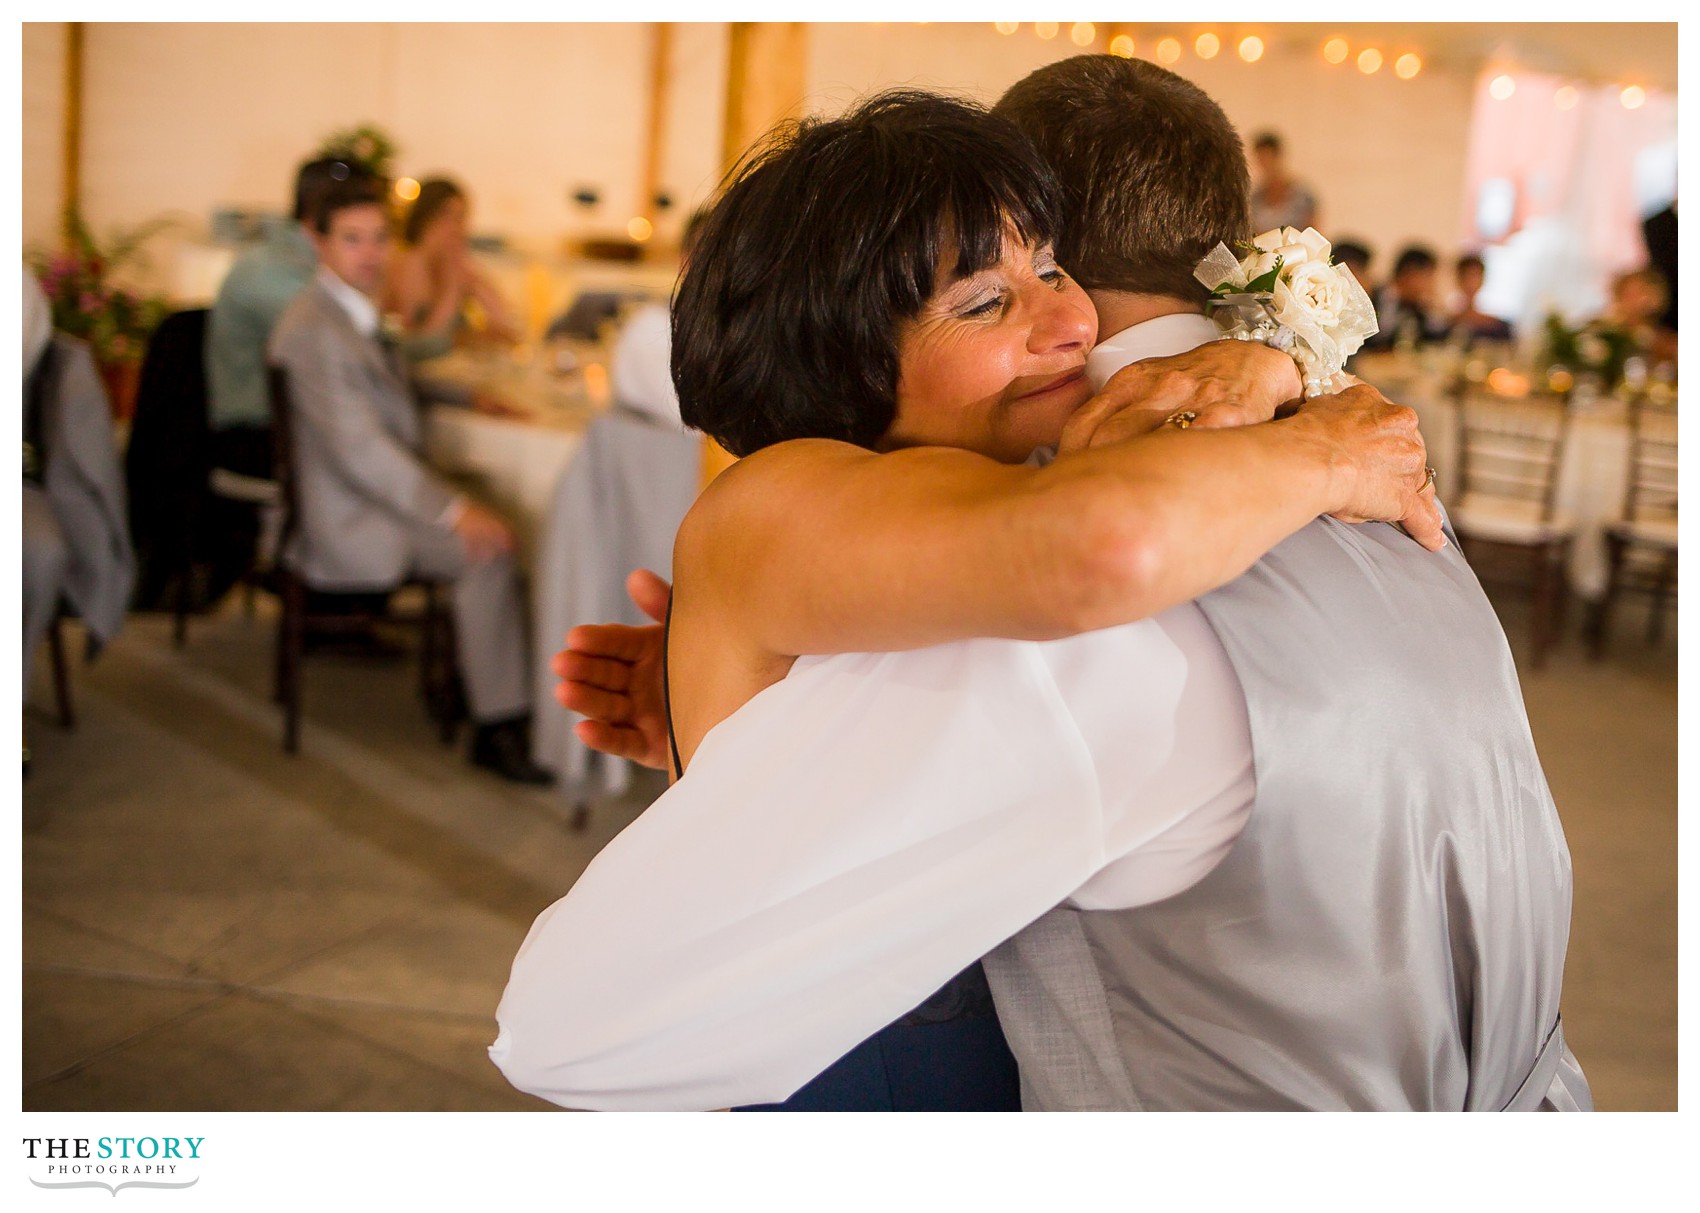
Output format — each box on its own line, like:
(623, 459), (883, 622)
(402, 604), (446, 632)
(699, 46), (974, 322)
(507, 90), (1437, 1111)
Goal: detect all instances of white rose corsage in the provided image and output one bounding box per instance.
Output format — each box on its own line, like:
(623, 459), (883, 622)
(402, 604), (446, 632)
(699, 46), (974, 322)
(1193, 225), (1378, 397)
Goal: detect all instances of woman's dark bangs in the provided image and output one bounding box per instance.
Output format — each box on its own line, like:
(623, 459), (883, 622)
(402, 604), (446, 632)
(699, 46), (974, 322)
(948, 151), (1059, 276)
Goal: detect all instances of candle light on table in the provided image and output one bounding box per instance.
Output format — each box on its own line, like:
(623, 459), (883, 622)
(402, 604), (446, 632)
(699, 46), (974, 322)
(524, 262), (551, 344)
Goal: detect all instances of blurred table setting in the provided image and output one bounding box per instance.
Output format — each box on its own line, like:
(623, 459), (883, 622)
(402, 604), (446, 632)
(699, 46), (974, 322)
(421, 339), (612, 551)
(1352, 347), (1676, 599)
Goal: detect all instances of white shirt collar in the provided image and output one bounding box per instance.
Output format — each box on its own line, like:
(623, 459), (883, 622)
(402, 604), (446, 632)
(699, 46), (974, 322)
(316, 265), (380, 338)
(1085, 311), (1223, 390)
(1026, 311), (1223, 468)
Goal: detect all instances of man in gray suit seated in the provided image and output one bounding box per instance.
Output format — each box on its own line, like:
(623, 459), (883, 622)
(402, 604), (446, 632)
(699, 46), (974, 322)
(268, 178), (549, 784)
(504, 57), (1588, 1110)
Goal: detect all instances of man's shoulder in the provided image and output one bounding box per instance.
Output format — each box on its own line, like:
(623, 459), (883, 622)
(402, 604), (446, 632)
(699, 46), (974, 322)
(268, 282), (346, 357)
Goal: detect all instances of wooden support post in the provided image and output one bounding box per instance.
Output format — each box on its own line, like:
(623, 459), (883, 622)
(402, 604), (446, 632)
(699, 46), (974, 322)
(639, 22), (673, 228)
(61, 21), (84, 242)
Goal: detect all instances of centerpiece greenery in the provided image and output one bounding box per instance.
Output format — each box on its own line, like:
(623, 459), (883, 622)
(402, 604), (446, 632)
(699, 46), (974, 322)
(1540, 313), (1639, 391)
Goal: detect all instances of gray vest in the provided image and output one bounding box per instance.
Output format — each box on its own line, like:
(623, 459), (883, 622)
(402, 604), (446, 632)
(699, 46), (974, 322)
(982, 518), (1590, 1110)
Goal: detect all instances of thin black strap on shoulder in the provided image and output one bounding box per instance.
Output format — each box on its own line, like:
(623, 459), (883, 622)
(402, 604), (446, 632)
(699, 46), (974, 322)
(663, 593), (684, 781)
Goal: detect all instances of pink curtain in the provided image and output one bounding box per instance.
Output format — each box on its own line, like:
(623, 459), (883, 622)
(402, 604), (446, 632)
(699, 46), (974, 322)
(1460, 70), (1675, 293)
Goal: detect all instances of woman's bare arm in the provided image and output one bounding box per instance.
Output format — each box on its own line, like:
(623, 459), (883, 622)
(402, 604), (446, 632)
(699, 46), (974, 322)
(389, 250), (463, 339)
(683, 345), (1435, 661)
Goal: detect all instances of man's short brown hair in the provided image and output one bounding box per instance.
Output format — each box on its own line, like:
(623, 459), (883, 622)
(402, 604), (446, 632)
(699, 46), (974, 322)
(992, 54), (1251, 303)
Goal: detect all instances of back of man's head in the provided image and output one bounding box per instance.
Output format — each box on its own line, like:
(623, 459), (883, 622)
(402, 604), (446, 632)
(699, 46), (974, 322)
(293, 157), (374, 224)
(1392, 245), (1438, 282)
(310, 176), (387, 235)
(1334, 240), (1373, 274)
(992, 54), (1250, 302)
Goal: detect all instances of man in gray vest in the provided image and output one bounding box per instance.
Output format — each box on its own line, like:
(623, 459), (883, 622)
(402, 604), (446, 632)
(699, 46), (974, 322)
(496, 57), (1589, 1111)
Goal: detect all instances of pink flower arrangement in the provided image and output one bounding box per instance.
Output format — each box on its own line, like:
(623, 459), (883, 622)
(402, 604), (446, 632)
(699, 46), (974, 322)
(28, 207), (173, 366)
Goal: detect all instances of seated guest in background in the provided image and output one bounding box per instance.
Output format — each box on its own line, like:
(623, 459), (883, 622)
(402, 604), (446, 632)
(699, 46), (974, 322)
(1602, 267), (1678, 366)
(1248, 131), (1318, 233)
(23, 268), (135, 773)
(604, 205), (711, 425)
(1367, 244), (1449, 350)
(384, 177), (520, 359)
(1332, 239), (1373, 294)
(267, 178), (549, 784)
(206, 156), (374, 479)
(1640, 199), (1676, 334)
(1448, 252), (1513, 344)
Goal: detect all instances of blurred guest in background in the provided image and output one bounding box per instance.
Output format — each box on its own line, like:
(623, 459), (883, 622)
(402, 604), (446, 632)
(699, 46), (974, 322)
(268, 178), (548, 784)
(1603, 267), (1677, 366)
(1640, 199), (1676, 334)
(1447, 253), (1512, 344)
(206, 156), (373, 478)
(1332, 239), (1374, 294)
(1367, 244), (1448, 351)
(604, 205), (711, 422)
(385, 177), (520, 357)
(1248, 131), (1318, 234)
(22, 267), (134, 771)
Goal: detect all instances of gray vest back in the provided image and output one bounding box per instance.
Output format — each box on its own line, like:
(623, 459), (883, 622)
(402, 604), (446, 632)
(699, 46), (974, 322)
(983, 518), (1587, 1110)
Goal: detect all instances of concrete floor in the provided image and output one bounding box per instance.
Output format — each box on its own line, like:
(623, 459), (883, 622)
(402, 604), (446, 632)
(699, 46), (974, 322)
(20, 583), (1678, 1111)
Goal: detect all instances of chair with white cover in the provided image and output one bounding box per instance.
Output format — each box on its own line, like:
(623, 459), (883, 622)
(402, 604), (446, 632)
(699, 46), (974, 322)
(1448, 388), (1578, 670)
(1587, 391), (1677, 656)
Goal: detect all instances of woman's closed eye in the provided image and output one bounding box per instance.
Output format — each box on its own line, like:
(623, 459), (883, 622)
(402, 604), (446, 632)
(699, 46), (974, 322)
(959, 292), (1006, 319)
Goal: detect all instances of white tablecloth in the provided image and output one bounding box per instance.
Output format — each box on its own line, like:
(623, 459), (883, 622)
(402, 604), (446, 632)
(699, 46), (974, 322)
(1355, 355), (1636, 599)
(422, 347), (608, 551)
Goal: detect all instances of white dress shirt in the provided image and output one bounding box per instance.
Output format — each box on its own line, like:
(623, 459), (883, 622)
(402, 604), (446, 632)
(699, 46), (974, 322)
(315, 265), (380, 337)
(490, 314), (1255, 1111)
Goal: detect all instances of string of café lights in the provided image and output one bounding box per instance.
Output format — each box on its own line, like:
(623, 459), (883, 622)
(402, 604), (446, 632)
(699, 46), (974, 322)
(990, 22), (1652, 113)
(386, 23), (1654, 241)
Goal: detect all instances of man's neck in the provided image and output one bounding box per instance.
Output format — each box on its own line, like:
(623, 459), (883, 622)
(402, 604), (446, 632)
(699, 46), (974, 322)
(1086, 289), (1202, 338)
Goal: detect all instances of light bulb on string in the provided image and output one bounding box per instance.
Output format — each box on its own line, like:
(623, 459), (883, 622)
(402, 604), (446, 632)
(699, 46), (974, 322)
(994, 22), (1019, 36)
(1239, 36), (1264, 63)
(1358, 48), (1383, 75)
(1394, 53), (1421, 80)
(1156, 37), (1181, 64)
(1034, 21), (1058, 40)
(1195, 32), (1220, 60)
(1554, 84), (1580, 110)
(1621, 85), (1646, 110)
(1109, 34), (1135, 58)
(1489, 74), (1516, 100)
(1071, 22), (1095, 47)
(1323, 37), (1349, 65)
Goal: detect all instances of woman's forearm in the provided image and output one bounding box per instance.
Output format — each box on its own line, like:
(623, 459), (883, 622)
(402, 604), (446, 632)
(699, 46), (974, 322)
(686, 386), (1425, 660)
(1038, 408), (1365, 633)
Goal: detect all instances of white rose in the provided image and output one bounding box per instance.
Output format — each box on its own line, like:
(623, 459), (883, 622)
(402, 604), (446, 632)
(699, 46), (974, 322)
(1293, 227), (1332, 262)
(1280, 259), (1348, 328)
(1244, 249), (1282, 280)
